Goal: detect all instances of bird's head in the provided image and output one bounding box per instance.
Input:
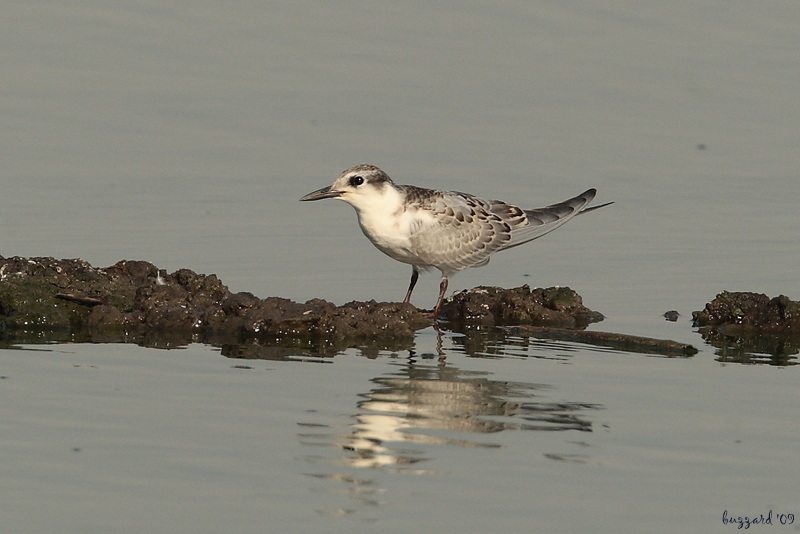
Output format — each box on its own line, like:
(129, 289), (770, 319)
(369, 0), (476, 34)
(300, 164), (395, 210)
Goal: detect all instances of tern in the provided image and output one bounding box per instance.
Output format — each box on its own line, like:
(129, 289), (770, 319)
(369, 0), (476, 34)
(300, 164), (611, 316)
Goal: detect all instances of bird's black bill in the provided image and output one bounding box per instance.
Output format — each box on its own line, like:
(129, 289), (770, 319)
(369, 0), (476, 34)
(300, 186), (342, 201)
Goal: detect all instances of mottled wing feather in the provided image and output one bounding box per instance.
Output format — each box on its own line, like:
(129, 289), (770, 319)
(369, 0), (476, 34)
(402, 186), (598, 274)
(402, 187), (513, 274)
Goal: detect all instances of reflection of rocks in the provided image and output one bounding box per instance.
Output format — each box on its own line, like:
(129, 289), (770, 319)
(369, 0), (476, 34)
(693, 292), (800, 366)
(441, 285), (604, 328)
(695, 329), (798, 366)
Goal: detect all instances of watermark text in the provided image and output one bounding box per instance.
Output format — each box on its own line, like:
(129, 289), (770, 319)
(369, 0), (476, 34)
(722, 510), (795, 529)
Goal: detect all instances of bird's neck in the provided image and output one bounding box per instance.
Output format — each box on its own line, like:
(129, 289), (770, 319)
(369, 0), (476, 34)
(350, 185), (406, 237)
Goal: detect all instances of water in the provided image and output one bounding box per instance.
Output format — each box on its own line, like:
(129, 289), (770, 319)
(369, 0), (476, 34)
(2, 2), (799, 532)
(2, 335), (797, 533)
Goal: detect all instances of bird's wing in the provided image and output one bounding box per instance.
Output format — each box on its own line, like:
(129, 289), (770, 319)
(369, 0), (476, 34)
(496, 188), (598, 250)
(405, 189), (513, 274)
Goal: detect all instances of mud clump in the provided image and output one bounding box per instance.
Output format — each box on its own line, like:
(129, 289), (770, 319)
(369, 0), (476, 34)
(1, 257), (606, 349)
(663, 310), (680, 322)
(691, 292), (799, 365)
(0, 256), (428, 346)
(441, 285), (604, 328)
(692, 291), (799, 334)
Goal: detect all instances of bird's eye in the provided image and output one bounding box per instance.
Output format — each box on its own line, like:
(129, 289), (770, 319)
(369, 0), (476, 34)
(349, 175), (364, 187)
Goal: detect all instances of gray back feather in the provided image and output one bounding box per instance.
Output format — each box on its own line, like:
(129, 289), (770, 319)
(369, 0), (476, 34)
(403, 186), (598, 275)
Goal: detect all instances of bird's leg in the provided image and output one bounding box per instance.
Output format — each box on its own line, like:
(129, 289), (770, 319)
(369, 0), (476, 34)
(432, 275), (449, 316)
(403, 268), (419, 304)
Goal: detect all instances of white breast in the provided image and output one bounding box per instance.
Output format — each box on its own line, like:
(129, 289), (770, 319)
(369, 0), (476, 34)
(347, 187), (436, 265)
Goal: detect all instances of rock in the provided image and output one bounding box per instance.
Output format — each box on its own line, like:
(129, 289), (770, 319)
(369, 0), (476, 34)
(1, 256), (607, 350)
(440, 285), (604, 328)
(692, 291), (799, 334)
(691, 291), (799, 365)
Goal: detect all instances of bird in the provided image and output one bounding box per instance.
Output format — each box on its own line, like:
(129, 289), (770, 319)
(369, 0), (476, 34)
(300, 164), (611, 316)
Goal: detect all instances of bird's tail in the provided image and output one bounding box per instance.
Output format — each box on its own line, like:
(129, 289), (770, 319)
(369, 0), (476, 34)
(503, 189), (611, 250)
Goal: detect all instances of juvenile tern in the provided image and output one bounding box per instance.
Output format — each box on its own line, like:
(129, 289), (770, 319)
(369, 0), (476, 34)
(300, 164), (611, 316)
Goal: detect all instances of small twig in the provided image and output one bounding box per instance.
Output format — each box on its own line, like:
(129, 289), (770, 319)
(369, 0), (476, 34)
(55, 293), (104, 307)
(505, 325), (698, 357)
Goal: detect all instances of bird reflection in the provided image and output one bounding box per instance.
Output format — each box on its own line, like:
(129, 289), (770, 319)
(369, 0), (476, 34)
(298, 333), (603, 518)
(300, 354), (599, 475)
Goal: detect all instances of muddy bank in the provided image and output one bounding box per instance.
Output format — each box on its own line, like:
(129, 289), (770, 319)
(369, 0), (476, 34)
(0, 256), (606, 351)
(0, 257), (426, 349)
(19, 257), (800, 362)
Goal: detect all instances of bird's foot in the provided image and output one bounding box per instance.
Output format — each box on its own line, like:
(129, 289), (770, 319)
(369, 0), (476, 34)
(418, 308), (445, 321)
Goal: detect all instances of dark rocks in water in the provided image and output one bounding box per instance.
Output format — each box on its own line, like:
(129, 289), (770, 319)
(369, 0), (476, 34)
(0, 257), (606, 349)
(692, 291), (799, 334)
(691, 291), (799, 365)
(441, 285), (604, 328)
(0, 256), (429, 346)
(663, 310), (680, 322)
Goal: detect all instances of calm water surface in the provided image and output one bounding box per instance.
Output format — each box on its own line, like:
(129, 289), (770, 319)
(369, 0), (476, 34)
(2, 333), (797, 534)
(2, 1), (799, 532)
